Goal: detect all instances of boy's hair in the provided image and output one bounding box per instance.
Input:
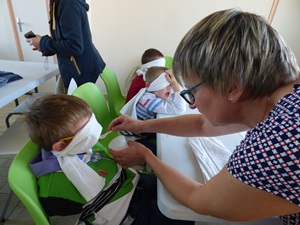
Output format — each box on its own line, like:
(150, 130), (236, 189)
(145, 66), (168, 83)
(23, 94), (92, 151)
(141, 48), (164, 64)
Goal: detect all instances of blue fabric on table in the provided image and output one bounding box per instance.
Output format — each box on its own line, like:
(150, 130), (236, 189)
(0, 71), (23, 87)
(0, 77), (8, 87)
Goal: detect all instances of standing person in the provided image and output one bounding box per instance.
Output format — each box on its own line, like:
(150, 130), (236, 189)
(124, 48), (166, 103)
(108, 9), (300, 225)
(26, 0), (105, 92)
(24, 94), (194, 225)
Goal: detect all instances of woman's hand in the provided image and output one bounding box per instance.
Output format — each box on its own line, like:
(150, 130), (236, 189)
(108, 114), (144, 134)
(109, 140), (152, 168)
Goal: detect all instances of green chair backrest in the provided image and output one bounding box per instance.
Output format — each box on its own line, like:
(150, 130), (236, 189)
(8, 140), (50, 225)
(72, 82), (118, 148)
(100, 67), (126, 119)
(164, 56), (173, 69)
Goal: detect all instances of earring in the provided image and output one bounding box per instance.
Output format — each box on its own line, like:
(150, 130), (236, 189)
(229, 98), (234, 103)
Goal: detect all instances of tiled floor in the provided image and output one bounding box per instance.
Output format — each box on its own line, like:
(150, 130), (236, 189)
(0, 154), (34, 225)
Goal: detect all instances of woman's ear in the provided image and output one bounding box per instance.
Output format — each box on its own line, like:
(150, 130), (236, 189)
(227, 80), (244, 103)
(52, 141), (68, 152)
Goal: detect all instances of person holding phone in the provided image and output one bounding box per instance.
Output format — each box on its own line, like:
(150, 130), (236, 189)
(26, 0), (105, 93)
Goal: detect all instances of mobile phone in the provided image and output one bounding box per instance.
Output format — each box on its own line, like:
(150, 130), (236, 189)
(24, 31), (36, 39)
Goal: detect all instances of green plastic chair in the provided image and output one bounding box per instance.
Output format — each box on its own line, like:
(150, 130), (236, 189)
(100, 67), (126, 119)
(164, 56), (173, 69)
(8, 139), (50, 225)
(72, 82), (118, 148)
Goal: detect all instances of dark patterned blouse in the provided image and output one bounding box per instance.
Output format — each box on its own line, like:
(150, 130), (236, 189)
(227, 84), (300, 225)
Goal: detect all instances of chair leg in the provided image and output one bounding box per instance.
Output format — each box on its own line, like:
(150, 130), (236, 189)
(0, 189), (14, 222)
(14, 99), (19, 106)
(5, 114), (13, 128)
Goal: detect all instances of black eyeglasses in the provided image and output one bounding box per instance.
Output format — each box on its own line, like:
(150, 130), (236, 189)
(180, 81), (205, 105)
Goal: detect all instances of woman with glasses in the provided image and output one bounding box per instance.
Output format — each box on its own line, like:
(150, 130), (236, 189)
(108, 8), (300, 225)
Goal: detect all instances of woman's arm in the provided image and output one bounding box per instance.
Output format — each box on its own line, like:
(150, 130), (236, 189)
(112, 142), (300, 222)
(109, 114), (247, 137)
(150, 153), (300, 221)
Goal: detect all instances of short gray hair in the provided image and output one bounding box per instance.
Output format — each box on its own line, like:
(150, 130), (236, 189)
(173, 8), (300, 99)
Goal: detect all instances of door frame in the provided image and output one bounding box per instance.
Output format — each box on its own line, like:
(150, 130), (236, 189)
(268, 0), (279, 24)
(7, 0), (24, 61)
(7, 0), (54, 62)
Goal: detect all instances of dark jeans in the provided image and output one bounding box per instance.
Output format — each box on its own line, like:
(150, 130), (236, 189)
(127, 174), (194, 225)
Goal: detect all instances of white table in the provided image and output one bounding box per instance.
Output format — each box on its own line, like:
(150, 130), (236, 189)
(156, 107), (282, 225)
(0, 60), (59, 155)
(0, 60), (59, 221)
(0, 60), (59, 108)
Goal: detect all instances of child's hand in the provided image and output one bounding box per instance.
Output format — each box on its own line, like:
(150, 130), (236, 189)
(165, 70), (176, 84)
(165, 70), (182, 92)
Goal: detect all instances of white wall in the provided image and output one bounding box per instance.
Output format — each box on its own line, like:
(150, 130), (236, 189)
(271, 0), (300, 63)
(2, 0), (300, 93)
(89, 0), (280, 94)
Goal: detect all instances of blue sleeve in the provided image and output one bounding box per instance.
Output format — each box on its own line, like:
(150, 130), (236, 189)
(145, 93), (186, 115)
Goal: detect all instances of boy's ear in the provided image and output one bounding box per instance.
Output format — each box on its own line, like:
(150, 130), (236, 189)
(52, 141), (68, 152)
(145, 82), (150, 88)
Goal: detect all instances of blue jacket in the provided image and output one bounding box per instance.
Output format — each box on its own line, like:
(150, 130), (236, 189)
(39, 0), (105, 88)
